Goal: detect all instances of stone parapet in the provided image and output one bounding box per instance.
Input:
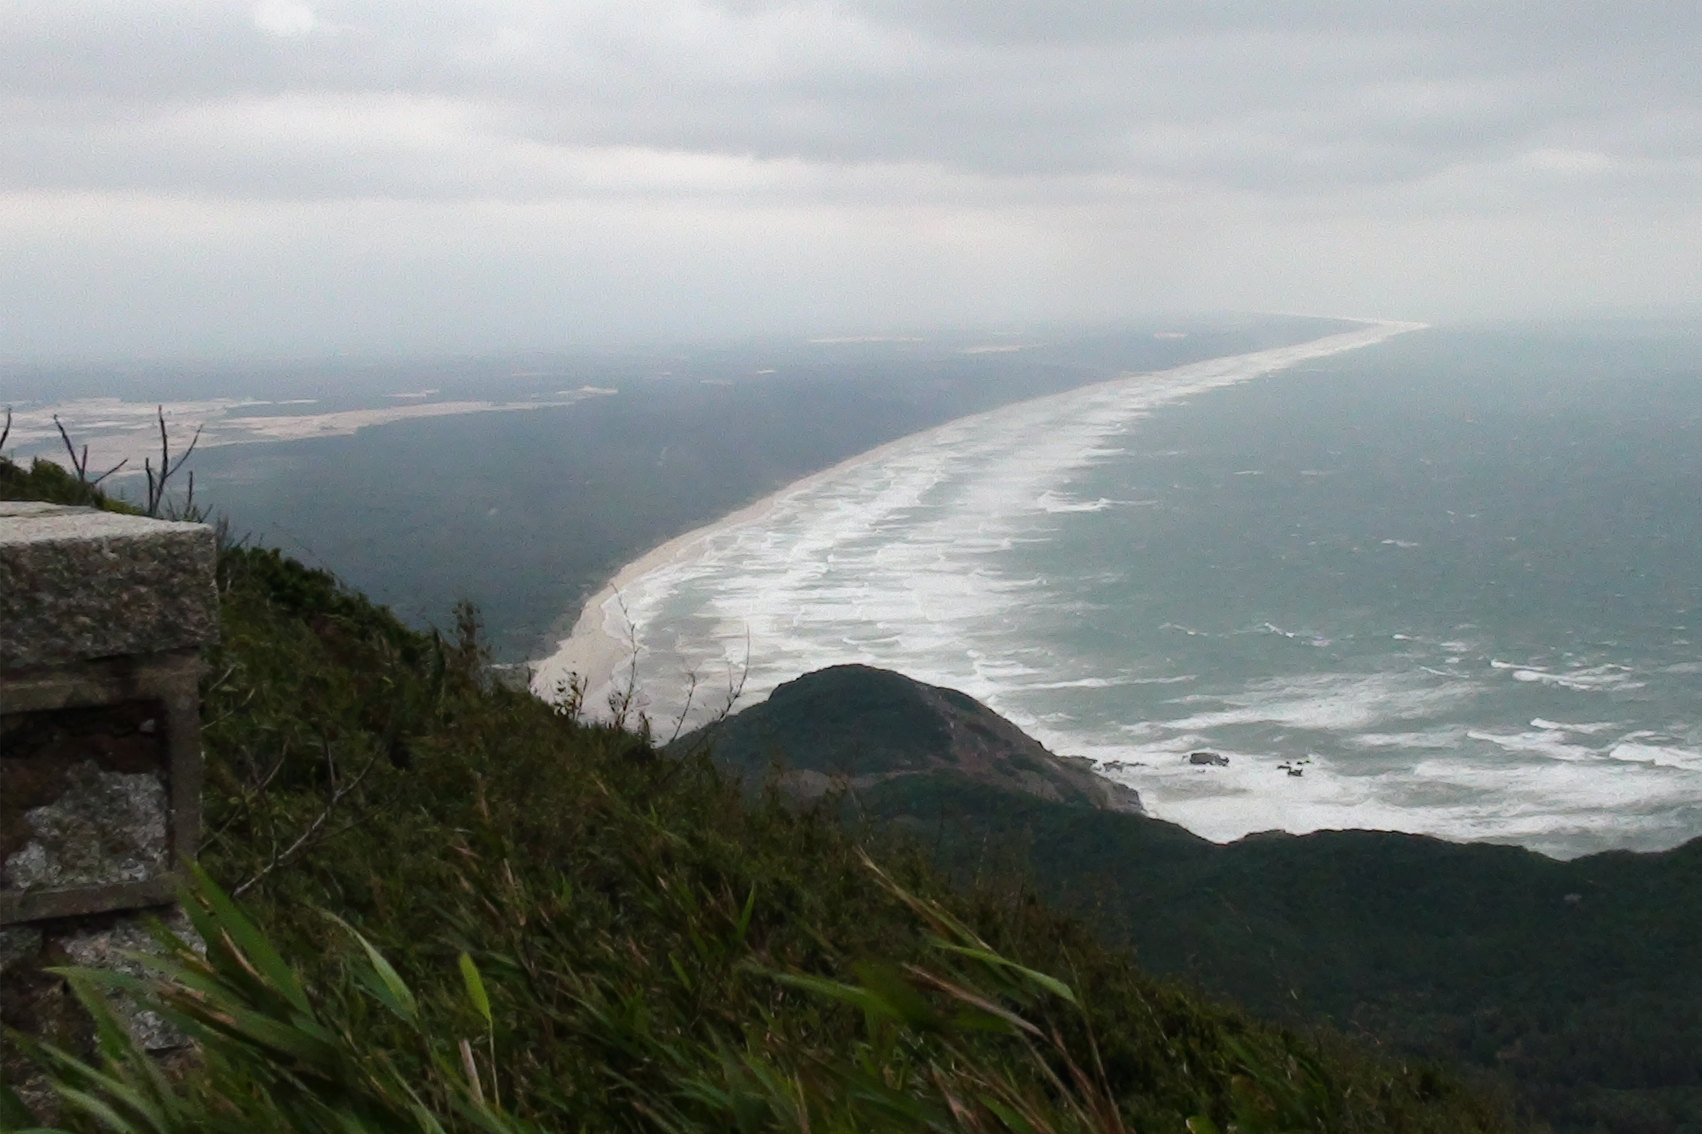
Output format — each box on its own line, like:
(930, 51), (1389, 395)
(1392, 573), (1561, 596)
(2, 500), (217, 1101)
(2, 502), (215, 924)
(1, 501), (217, 671)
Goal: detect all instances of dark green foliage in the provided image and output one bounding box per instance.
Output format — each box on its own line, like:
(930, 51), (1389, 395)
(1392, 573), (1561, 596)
(3, 479), (1516, 1132)
(669, 661), (1697, 1132)
(691, 664), (962, 779)
(185, 558), (1518, 1131)
(0, 456), (140, 511)
(217, 547), (429, 662)
(853, 775), (1702, 1134)
(677, 666), (1126, 811)
(3, 460), (1520, 1132)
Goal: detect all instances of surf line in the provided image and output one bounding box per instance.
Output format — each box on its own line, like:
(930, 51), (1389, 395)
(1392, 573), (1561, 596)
(530, 318), (1426, 717)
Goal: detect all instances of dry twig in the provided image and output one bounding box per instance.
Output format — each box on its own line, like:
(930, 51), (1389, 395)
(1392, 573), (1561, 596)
(144, 404), (203, 516)
(54, 414), (128, 487)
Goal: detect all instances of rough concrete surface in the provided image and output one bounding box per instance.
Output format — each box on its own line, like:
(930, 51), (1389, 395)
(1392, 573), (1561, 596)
(2, 760), (169, 892)
(0, 502), (217, 670)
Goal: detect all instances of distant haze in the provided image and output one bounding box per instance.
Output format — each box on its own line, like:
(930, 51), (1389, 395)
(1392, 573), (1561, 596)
(3, 1), (1699, 362)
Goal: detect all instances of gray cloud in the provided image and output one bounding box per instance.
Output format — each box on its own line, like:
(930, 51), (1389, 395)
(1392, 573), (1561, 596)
(1, 0), (1697, 357)
(8, 1), (1698, 189)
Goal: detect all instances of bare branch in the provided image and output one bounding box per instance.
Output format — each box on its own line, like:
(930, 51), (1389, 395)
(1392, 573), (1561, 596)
(54, 416), (86, 479)
(551, 672), (588, 722)
(52, 414), (127, 486)
(717, 626), (752, 722)
(666, 627), (755, 765)
(605, 589), (643, 730)
(1, 407), (11, 453)
(197, 733), (291, 855)
(665, 669), (700, 746)
(231, 739), (383, 898)
(86, 459), (127, 486)
(143, 405), (204, 515)
(174, 423), (203, 475)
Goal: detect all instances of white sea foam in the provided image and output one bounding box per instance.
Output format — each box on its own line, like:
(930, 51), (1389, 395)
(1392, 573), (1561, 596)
(1465, 728), (1600, 763)
(1530, 718), (1619, 734)
(1610, 743), (1702, 771)
(1164, 672), (1474, 734)
(1249, 622), (1333, 647)
(534, 320), (1424, 722)
(1078, 694), (1700, 857)
(1508, 665), (1643, 692)
(1016, 676), (1141, 690)
(1348, 729), (1466, 750)
(1035, 492), (1126, 513)
(1098, 735), (1702, 858)
(528, 317), (1700, 859)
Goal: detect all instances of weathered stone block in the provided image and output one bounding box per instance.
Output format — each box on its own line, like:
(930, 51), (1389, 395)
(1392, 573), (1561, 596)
(2, 503), (216, 925)
(2, 501), (217, 1106)
(0, 501), (217, 671)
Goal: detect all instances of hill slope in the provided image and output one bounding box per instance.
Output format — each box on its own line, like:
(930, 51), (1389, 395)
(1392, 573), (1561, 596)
(694, 664), (1702, 1134)
(1, 459), (1518, 1133)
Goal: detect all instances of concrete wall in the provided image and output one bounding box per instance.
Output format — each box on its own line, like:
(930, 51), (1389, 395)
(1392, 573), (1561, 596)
(1, 501), (216, 1100)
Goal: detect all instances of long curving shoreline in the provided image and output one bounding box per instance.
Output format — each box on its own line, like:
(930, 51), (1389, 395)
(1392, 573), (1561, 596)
(528, 414), (971, 709)
(529, 319), (1426, 713)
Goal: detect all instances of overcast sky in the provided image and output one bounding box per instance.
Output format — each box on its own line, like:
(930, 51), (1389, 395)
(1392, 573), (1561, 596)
(3, 0), (1699, 361)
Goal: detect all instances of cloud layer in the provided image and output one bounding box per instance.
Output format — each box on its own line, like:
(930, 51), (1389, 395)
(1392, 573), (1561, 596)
(4, 0), (1699, 358)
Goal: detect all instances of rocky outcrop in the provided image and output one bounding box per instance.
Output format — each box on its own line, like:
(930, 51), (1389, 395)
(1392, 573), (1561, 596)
(679, 664), (1143, 815)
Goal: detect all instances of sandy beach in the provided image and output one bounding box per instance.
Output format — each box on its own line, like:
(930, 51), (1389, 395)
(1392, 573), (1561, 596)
(528, 319), (1423, 715)
(527, 415), (960, 712)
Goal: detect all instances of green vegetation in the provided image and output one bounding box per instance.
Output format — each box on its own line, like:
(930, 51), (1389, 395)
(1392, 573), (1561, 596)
(0, 454), (141, 511)
(3, 461), (1517, 1132)
(854, 773), (1702, 1134)
(681, 666), (1140, 812)
(684, 663), (1701, 1134)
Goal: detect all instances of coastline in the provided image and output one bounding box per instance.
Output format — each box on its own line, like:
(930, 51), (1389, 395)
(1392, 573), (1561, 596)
(529, 416), (966, 708)
(529, 318), (1425, 712)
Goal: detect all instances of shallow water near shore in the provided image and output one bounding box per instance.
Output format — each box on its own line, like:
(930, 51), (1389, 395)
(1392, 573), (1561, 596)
(540, 321), (1702, 859)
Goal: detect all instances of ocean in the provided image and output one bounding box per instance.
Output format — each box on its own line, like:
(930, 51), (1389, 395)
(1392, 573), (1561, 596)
(538, 320), (1702, 859)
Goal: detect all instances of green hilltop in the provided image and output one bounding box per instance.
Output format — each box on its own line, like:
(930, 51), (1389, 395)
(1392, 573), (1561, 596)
(681, 665), (1145, 814)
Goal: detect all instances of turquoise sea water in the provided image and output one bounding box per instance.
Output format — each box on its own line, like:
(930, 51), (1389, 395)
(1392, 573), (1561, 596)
(564, 322), (1701, 858)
